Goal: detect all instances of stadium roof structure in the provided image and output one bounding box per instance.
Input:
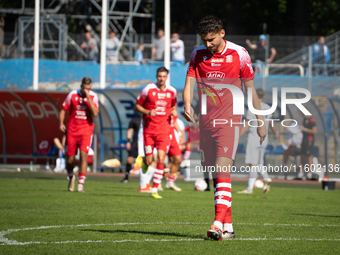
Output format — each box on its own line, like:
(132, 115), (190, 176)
(0, 0), (156, 61)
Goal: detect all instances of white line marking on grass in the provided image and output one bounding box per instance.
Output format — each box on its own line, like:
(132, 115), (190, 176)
(1, 222), (339, 246)
(236, 223), (340, 227)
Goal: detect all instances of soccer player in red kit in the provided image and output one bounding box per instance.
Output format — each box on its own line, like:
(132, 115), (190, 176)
(183, 16), (267, 240)
(134, 67), (177, 199)
(166, 113), (183, 192)
(59, 77), (99, 193)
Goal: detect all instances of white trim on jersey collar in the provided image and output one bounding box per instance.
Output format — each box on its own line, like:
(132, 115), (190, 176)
(220, 40), (228, 55)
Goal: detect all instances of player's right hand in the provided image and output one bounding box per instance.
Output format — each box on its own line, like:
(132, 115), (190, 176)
(257, 125), (267, 145)
(59, 123), (66, 133)
(149, 109), (156, 117)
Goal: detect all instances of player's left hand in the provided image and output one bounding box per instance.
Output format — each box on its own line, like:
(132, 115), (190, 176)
(257, 125), (267, 145)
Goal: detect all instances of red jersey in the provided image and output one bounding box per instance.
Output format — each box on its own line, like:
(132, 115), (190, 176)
(187, 40), (254, 128)
(136, 83), (177, 134)
(62, 90), (99, 134)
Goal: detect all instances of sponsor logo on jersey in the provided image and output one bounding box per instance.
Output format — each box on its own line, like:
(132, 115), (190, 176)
(226, 55), (233, 63)
(211, 92), (224, 97)
(211, 63), (221, 67)
(211, 58), (224, 62)
(158, 93), (166, 99)
(224, 147), (229, 153)
(155, 100), (167, 106)
(206, 71), (225, 81)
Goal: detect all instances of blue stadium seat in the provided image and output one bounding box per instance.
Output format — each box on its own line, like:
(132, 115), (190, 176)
(109, 139), (127, 168)
(266, 145), (284, 155)
(265, 144), (274, 153)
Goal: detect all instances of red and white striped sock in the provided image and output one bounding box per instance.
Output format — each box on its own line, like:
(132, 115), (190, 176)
(168, 173), (176, 183)
(78, 173), (87, 188)
(223, 202), (233, 232)
(152, 162), (164, 193)
(213, 178), (232, 230)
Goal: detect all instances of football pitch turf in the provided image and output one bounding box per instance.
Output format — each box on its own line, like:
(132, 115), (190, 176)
(0, 171), (339, 254)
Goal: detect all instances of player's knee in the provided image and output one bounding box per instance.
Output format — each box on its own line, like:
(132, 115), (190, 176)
(145, 156), (153, 166)
(174, 155), (182, 164)
(80, 151), (88, 161)
(67, 155), (75, 165)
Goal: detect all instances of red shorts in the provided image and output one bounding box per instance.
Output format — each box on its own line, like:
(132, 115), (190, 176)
(67, 132), (92, 156)
(199, 123), (241, 167)
(143, 131), (170, 156)
(168, 130), (182, 157)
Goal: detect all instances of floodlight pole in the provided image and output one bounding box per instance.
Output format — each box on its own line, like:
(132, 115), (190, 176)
(33, 0), (40, 91)
(164, 0), (170, 85)
(100, 0), (108, 89)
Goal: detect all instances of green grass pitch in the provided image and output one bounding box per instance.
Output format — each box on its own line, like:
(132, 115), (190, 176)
(0, 171), (339, 254)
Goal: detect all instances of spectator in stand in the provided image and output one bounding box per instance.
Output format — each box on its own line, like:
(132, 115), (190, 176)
(171, 33), (185, 65)
(152, 28), (165, 61)
(312, 36), (330, 76)
(106, 30), (120, 62)
(245, 34), (276, 74)
(80, 32), (99, 62)
(135, 44), (146, 65)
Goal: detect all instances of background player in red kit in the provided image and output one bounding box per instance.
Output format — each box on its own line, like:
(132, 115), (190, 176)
(183, 16), (267, 240)
(59, 77), (99, 193)
(134, 67), (177, 199)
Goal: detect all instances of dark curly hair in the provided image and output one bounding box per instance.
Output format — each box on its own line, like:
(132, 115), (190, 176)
(197, 16), (223, 35)
(157, 66), (169, 74)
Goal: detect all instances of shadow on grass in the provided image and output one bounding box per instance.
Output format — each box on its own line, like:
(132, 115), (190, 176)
(86, 193), (150, 198)
(35, 177), (58, 180)
(81, 229), (203, 239)
(292, 213), (340, 218)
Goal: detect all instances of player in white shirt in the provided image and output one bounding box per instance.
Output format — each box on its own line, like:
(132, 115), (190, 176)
(238, 88), (278, 194)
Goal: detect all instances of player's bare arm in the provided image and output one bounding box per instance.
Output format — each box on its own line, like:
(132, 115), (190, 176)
(183, 76), (196, 123)
(125, 128), (133, 151)
(240, 120), (250, 137)
(134, 103), (156, 117)
(59, 109), (66, 133)
(244, 80), (267, 144)
(270, 120), (279, 139)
